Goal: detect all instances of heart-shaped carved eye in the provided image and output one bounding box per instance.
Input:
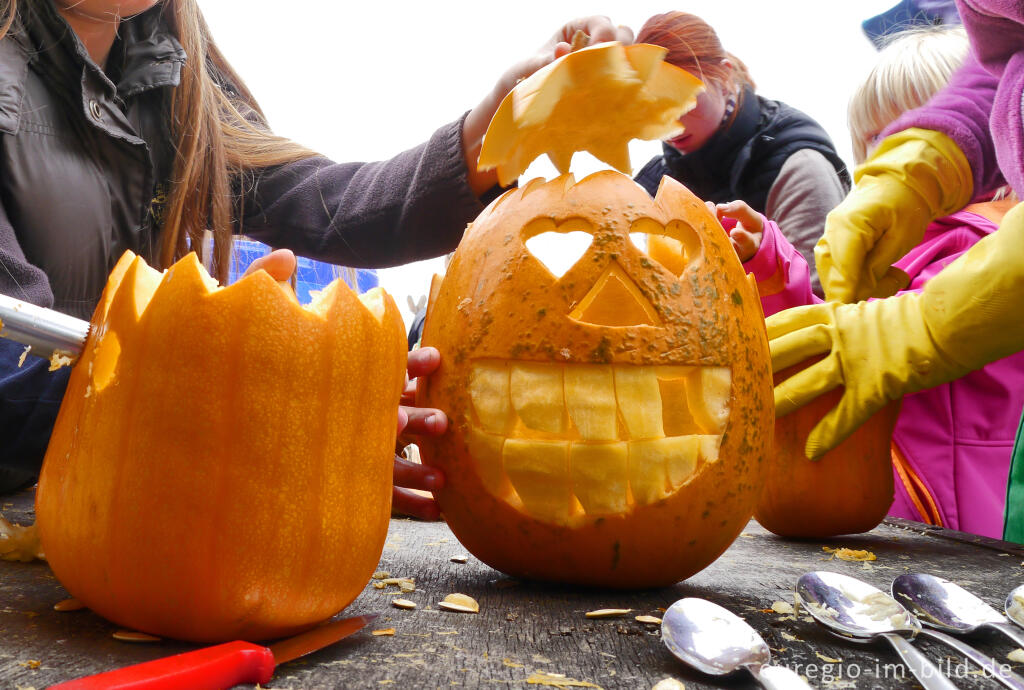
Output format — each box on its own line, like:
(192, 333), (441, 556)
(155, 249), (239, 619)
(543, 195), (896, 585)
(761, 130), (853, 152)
(630, 219), (704, 278)
(525, 231), (593, 278)
(628, 233), (650, 253)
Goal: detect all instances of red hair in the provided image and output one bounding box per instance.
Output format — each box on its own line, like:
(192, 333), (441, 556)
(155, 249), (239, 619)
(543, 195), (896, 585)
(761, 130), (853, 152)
(637, 11), (755, 91)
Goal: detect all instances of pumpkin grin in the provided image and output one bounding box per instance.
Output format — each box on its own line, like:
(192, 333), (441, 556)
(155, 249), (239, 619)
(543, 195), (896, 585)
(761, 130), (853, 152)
(465, 359), (730, 526)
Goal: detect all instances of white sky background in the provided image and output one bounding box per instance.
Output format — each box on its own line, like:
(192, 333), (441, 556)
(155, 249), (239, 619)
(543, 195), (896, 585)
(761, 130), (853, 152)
(202, 1), (898, 328)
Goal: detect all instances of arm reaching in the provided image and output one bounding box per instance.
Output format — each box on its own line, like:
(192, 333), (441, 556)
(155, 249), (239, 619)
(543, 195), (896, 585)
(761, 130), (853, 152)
(771, 201), (1024, 459)
(815, 128), (972, 303)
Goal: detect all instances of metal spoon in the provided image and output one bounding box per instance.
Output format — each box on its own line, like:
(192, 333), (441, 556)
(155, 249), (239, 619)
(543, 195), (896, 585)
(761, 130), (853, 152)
(895, 573), (1024, 647)
(1006, 584), (1024, 634)
(796, 571), (958, 690)
(891, 574), (1024, 690)
(661, 597), (812, 690)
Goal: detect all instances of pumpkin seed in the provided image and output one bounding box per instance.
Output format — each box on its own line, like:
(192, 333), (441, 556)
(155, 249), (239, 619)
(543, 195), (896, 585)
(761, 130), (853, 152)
(439, 593), (480, 613)
(635, 615), (662, 625)
(451, 554), (469, 564)
(372, 628), (396, 636)
(113, 630), (161, 643)
(392, 599), (417, 610)
(372, 570), (390, 579)
(652, 679), (686, 690)
(585, 608), (632, 619)
(53, 598), (85, 612)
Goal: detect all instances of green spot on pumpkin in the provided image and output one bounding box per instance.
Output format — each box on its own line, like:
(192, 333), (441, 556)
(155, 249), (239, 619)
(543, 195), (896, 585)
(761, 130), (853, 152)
(591, 337), (612, 364)
(731, 290), (743, 306)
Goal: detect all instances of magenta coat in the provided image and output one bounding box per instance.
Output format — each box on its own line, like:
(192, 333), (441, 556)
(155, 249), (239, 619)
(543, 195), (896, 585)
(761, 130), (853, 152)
(747, 208), (1024, 538)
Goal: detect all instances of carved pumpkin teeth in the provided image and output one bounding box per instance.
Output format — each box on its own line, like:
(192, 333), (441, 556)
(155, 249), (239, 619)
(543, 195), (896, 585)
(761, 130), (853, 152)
(467, 361), (730, 525)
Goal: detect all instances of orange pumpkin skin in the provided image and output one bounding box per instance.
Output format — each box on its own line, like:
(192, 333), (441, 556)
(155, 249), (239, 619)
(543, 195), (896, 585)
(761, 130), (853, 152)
(36, 252), (407, 642)
(417, 172), (773, 588)
(754, 360), (900, 538)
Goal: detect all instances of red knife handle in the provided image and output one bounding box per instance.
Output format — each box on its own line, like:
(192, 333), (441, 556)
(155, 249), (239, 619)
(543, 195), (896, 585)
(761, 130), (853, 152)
(49, 640), (276, 690)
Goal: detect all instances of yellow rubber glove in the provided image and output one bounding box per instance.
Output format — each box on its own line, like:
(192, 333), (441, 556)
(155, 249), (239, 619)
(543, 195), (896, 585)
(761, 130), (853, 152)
(815, 128), (973, 303)
(771, 201), (1024, 459)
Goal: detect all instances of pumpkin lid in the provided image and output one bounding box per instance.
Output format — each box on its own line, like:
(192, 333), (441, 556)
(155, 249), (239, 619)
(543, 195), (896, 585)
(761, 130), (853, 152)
(477, 41), (704, 186)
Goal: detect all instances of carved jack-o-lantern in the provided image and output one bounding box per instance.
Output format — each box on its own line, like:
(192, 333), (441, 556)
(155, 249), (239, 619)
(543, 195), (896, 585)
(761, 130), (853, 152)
(417, 171), (772, 588)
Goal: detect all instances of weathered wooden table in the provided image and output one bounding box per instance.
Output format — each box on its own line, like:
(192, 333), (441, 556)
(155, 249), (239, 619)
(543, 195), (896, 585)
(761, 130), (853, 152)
(3, 487), (1024, 689)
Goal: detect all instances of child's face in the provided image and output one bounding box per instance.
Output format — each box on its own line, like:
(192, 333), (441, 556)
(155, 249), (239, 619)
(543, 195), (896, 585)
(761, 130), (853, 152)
(863, 129), (883, 161)
(664, 78), (730, 155)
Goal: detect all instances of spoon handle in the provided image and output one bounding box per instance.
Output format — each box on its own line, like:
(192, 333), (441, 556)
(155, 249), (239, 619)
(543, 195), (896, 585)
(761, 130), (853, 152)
(881, 632), (960, 690)
(747, 664), (813, 690)
(992, 620), (1024, 648)
(919, 628), (1024, 690)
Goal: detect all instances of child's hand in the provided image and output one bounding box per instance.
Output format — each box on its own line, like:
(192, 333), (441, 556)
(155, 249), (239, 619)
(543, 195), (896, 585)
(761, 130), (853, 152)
(708, 200), (764, 262)
(393, 347), (447, 520)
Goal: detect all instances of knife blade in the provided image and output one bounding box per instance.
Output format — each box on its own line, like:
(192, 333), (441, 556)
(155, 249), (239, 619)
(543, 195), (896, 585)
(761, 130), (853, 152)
(0, 293), (89, 362)
(49, 613), (378, 690)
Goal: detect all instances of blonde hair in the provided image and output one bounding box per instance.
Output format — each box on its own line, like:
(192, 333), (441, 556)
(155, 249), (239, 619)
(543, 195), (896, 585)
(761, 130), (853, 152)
(1, 0), (318, 283)
(848, 25), (968, 164)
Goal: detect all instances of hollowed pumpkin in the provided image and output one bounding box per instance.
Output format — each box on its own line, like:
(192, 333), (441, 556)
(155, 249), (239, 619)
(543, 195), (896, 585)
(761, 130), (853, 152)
(754, 358), (900, 538)
(36, 251), (407, 642)
(416, 171), (772, 588)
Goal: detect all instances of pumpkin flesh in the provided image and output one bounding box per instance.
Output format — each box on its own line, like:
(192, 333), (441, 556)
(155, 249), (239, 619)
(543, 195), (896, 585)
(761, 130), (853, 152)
(478, 42), (703, 186)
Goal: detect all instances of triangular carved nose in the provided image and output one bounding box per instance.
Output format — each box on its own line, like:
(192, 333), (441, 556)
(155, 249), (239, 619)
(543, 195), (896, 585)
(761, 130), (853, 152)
(569, 262), (661, 327)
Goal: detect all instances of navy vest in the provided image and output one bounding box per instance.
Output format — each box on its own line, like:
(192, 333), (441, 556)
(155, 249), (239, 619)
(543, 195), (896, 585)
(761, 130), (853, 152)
(635, 86), (850, 211)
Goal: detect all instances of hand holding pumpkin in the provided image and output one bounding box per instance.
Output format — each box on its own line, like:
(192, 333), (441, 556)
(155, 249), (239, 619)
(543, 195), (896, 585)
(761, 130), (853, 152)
(393, 346), (447, 521)
(240, 248), (296, 281)
(462, 16), (633, 195)
(772, 201), (1024, 459)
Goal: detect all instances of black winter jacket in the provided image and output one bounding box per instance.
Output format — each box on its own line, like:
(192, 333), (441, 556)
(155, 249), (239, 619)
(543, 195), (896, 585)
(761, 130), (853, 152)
(0, 2), (493, 471)
(634, 86), (850, 212)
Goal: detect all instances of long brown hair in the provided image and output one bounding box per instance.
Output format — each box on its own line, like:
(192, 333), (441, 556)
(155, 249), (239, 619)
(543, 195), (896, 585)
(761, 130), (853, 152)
(637, 12), (756, 105)
(1, 0), (317, 283)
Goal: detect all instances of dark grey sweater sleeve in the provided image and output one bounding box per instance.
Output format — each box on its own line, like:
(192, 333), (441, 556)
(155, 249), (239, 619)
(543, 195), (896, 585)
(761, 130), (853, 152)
(240, 116), (497, 268)
(0, 194), (71, 473)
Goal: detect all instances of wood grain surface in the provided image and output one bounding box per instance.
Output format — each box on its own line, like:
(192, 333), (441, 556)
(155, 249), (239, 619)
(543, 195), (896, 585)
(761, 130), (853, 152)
(3, 487), (1024, 689)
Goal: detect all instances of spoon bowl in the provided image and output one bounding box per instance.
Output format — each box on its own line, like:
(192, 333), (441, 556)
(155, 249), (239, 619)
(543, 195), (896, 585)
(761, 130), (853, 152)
(661, 598), (811, 689)
(894, 573), (1024, 645)
(890, 574), (1024, 690)
(796, 570), (919, 637)
(1006, 584), (1024, 631)
(796, 571), (956, 690)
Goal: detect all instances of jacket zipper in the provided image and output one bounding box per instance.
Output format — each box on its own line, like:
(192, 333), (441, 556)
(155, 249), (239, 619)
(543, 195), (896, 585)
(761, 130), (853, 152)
(891, 442), (943, 526)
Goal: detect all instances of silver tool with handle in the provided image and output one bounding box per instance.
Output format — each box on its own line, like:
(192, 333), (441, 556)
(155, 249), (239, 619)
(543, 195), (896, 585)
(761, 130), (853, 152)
(0, 293), (89, 362)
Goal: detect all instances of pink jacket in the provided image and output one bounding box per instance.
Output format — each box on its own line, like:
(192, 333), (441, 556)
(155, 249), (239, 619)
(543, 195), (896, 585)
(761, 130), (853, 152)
(747, 208), (1024, 538)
